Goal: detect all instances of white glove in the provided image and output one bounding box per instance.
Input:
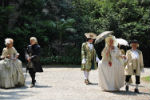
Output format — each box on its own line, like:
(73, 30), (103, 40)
(96, 57), (100, 63)
(125, 66), (128, 70)
(141, 69), (145, 73)
(82, 58), (86, 64)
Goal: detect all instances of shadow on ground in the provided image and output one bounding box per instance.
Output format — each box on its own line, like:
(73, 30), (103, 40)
(109, 90), (150, 96)
(0, 86), (32, 100)
(0, 81), (52, 100)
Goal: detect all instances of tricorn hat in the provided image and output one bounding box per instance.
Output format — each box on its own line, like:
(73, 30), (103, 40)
(130, 39), (138, 44)
(84, 32), (97, 39)
(130, 39), (139, 47)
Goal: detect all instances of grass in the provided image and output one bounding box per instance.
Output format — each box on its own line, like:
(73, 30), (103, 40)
(142, 76), (150, 82)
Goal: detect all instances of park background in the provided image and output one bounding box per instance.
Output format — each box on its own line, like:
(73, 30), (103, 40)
(0, 0), (150, 67)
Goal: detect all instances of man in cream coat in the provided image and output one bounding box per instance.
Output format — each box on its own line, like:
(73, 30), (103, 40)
(125, 40), (144, 93)
(81, 33), (100, 85)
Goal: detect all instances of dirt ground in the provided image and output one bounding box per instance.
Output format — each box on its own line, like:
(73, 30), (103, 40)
(0, 67), (150, 100)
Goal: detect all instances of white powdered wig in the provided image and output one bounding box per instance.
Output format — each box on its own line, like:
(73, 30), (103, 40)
(105, 35), (117, 47)
(30, 37), (38, 43)
(5, 38), (13, 45)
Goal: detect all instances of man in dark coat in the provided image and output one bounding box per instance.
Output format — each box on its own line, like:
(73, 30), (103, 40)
(25, 37), (43, 88)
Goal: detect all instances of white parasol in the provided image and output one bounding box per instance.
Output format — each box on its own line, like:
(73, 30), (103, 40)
(95, 31), (113, 44)
(116, 38), (129, 46)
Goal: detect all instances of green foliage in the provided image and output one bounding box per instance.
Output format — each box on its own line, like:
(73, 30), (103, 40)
(0, 0), (150, 66)
(71, 0), (150, 66)
(40, 56), (81, 65)
(0, 5), (14, 50)
(142, 76), (150, 82)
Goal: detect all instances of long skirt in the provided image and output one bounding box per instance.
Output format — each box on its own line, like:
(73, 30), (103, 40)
(98, 59), (125, 91)
(0, 59), (25, 89)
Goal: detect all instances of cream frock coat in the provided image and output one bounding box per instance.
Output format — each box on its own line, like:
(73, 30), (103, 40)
(125, 49), (144, 76)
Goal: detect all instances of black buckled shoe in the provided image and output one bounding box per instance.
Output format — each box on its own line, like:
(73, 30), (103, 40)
(125, 85), (129, 92)
(30, 80), (36, 88)
(84, 79), (89, 85)
(30, 83), (35, 88)
(134, 88), (139, 93)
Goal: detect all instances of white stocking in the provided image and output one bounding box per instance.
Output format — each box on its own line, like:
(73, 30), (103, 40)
(136, 84), (139, 89)
(84, 71), (89, 80)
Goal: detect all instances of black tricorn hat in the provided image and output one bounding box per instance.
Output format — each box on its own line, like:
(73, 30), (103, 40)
(130, 39), (139, 47)
(130, 39), (138, 44)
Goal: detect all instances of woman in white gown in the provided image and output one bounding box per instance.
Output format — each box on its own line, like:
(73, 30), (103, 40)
(0, 38), (25, 89)
(98, 35), (125, 91)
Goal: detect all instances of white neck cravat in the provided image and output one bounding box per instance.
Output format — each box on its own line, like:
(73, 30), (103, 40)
(87, 42), (93, 50)
(131, 50), (139, 59)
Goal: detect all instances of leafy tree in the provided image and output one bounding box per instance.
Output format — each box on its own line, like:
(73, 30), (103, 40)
(0, 0), (150, 66)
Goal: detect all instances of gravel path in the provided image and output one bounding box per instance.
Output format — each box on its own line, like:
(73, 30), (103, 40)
(0, 67), (149, 100)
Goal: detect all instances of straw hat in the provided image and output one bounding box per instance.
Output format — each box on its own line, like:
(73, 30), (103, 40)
(84, 32), (97, 39)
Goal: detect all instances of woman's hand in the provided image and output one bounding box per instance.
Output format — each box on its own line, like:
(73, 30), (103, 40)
(27, 57), (31, 62)
(6, 55), (11, 59)
(13, 55), (19, 60)
(120, 55), (126, 59)
(16, 55), (19, 59)
(123, 55), (127, 59)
